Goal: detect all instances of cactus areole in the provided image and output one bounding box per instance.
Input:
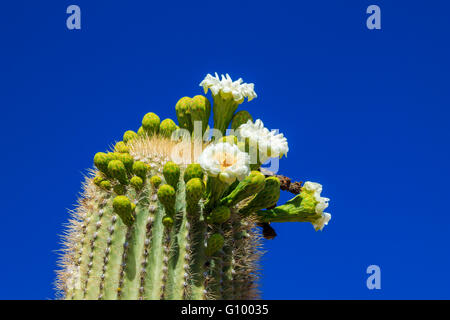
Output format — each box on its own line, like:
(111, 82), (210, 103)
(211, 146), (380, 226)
(57, 73), (332, 300)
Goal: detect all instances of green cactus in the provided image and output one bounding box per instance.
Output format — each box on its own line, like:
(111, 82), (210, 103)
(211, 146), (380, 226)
(58, 73), (331, 301)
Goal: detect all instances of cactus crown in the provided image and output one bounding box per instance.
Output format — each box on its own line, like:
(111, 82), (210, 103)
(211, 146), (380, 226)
(57, 72), (331, 300)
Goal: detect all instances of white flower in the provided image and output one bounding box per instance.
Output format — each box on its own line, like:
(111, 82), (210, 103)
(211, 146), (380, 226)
(302, 181), (331, 231)
(198, 142), (250, 184)
(313, 212), (331, 231)
(237, 119), (289, 163)
(199, 73), (257, 102)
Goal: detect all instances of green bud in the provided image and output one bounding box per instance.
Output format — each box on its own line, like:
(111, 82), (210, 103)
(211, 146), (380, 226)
(185, 178), (205, 213)
(220, 170), (266, 207)
(113, 196), (134, 226)
(99, 180), (112, 190)
(157, 184), (176, 216)
(142, 112), (160, 135)
(162, 216), (174, 228)
(159, 118), (178, 138)
(113, 184), (127, 195)
(114, 141), (129, 153)
(137, 126), (145, 136)
(240, 176), (280, 216)
(132, 161), (148, 180)
(205, 233), (224, 256)
(207, 206), (230, 224)
(150, 175), (162, 189)
(123, 130), (138, 144)
(106, 152), (118, 162)
(183, 163), (204, 183)
(107, 160), (128, 185)
(231, 110), (253, 131)
(93, 174), (105, 186)
(190, 95), (211, 134)
(163, 161), (180, 189)
(130, 176), (144, 190)
(116, 153), (134, 173)
(94, 152), (110, 174)
(131, 203), (136, 212)
(175, 97), (192, 132)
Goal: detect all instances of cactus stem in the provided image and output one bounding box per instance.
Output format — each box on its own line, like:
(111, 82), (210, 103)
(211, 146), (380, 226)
(205, 226), (223, 300)
(116, 228), (133, 299)
(187, 201), (208, 299)
(84, 197), (115, 299)
(165, 179), (190, 299)
(142, 201), (166, 299)
(72, 194), (106, 299)
(221, 222), (234, 300)
(101, 207), (129, 300)
(160, 231), (171, 299)
(138, 213), (154, 299)
(120, 187), (151, 299)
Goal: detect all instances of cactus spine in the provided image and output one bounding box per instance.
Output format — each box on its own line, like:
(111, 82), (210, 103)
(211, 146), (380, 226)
(57, 73), (331, 300)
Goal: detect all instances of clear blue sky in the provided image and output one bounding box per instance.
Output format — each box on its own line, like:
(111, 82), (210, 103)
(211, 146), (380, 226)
(0, 1), (449, 299)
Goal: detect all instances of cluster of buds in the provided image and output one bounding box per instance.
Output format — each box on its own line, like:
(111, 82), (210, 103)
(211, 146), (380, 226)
(91, 72), (331, 257)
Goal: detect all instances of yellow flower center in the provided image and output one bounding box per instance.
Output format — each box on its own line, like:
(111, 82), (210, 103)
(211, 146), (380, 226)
(214, 152), (236, 171)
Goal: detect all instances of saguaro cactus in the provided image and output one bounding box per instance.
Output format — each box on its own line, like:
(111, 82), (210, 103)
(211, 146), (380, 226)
(56, 73), (331, 300)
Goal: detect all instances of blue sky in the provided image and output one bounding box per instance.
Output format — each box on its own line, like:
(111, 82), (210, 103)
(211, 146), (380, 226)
(0, 1), (449, 299)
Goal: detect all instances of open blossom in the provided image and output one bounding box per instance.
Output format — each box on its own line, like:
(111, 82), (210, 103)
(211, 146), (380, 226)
(237, 119), (289, 163)
(302, 181), (331, 231)
(199, 73), (257, 102)
(198, 142), (250, 184)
